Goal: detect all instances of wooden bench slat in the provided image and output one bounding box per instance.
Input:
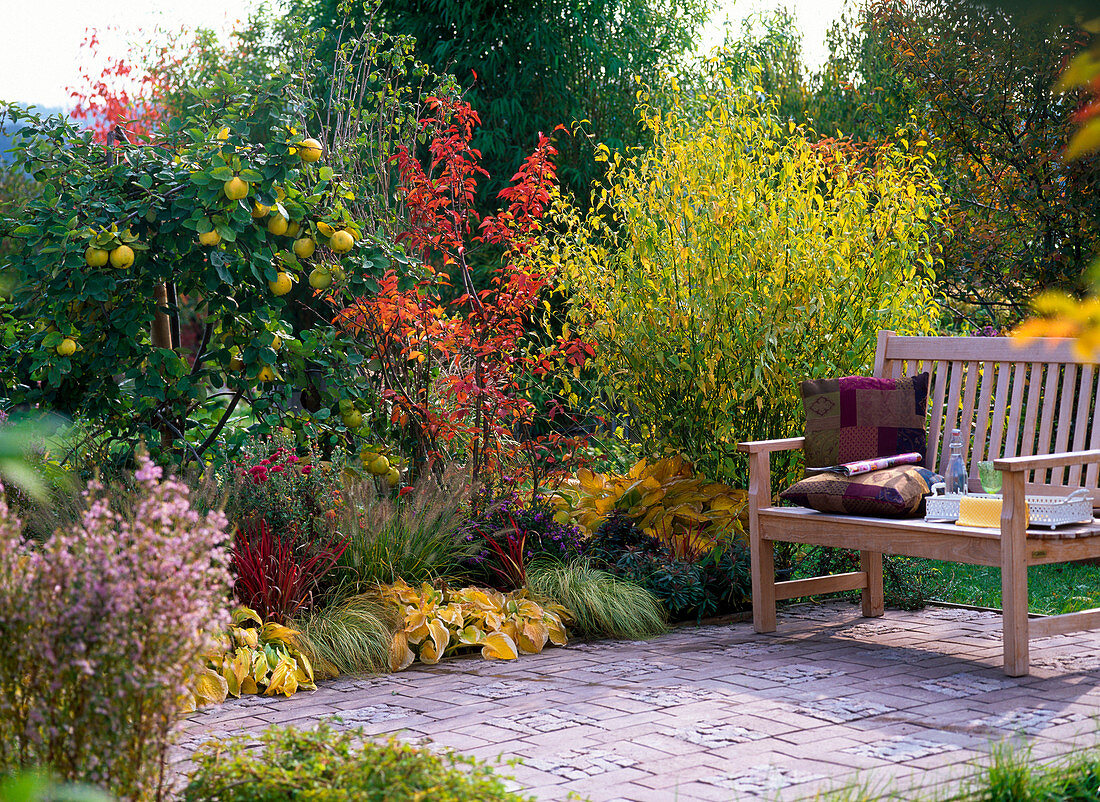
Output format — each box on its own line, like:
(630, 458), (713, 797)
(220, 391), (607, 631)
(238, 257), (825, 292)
(884, 335), (1086, 363)
(1019, 362), (1045, 464)
(774, 572), (868, 600)
(928, 357), (951, 470)
(1069, 364), (1093, 485)
(1037, 363), (1062, 484)
(1053, 364), (1078, 486)
(971, 361), (996, 477)
(942, 360), (966, 475)
(1003, 362), (1029, 458)
(1087, 369), (1100, 488)
(988, 362), (1012, 466)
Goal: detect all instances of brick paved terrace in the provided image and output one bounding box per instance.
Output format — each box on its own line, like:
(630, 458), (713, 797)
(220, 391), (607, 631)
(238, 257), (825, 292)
(176, 600), (1100, 801)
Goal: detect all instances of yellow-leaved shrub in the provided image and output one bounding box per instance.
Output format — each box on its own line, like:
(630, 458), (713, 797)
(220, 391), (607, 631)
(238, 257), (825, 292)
(538, 78), (945, 486)
(560, 455), (746, 545)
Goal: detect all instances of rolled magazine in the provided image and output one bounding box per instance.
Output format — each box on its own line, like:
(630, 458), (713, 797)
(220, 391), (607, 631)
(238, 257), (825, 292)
(807, 452), (924, 477)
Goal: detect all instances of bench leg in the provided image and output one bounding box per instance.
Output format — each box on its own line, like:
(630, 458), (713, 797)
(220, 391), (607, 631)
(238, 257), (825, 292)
(1001, 469), (1029, 677)
(750, 531), (777, 633)
(860, 551), (884, 618)
(747, 449), (777, 633)
(1002, 560), (1029, 676)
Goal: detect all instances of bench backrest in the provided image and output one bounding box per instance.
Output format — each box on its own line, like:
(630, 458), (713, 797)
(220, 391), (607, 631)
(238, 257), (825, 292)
(874, 331), (1100, 502)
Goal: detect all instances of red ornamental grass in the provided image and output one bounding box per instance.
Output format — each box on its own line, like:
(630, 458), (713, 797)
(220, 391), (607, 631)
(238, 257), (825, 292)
(231, 519), (348, 623)
(482, 514), (527, 590)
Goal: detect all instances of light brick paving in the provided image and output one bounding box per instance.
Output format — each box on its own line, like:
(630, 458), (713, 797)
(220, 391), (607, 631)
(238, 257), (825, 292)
(175, 600), (1100, 800)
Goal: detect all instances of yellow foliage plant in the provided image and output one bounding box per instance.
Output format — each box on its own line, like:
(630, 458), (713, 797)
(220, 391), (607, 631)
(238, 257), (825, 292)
(187, 607), (316, 710)
(382, 580), (568, 671)
(532, 75), (944, 487)
(561, 454), (746, 549)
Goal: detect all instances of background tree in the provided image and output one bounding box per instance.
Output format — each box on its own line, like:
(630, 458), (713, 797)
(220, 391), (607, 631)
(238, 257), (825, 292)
(874, 0), (1094, 327)
(0, 63), (384, 466)
(301, 0), (711, 211)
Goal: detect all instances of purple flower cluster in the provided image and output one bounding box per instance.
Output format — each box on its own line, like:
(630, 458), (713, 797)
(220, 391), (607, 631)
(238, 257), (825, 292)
(0, 456), (232, 797)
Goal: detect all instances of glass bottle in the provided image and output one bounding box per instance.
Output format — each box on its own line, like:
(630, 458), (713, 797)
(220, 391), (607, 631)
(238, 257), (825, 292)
(945, 428), (969, 495)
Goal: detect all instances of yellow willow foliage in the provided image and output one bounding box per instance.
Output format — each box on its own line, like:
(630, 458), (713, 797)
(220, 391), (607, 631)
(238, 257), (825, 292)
(536, 85), (946, 485)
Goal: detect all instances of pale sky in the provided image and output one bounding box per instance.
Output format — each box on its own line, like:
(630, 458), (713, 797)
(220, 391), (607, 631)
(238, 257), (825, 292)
(0, 0), (848, 110)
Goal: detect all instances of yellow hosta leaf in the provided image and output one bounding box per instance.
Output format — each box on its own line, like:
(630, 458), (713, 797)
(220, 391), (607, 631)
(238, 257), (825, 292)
(260, 622), (300, 646)
(457, 588), (497, 610)
(456, 625), (485, 645)
(480, 632), (519, 661)
(427, 618), (451, 657)
(406, 614), (430, 642)
(709, 495), (739, 511)
(517, 620), (549, 655)
(546, 615), (569, 646)
(240, 675), (259, 695)
(192, 667), (229, 708)
(514, 600), (545, 618)
(231, 648), (252, 682)
(264, 660), (293, 696)
(390, 630), (415, 672)
(294, 651), (315, 685)
(576, 467), (606, 492)
(221, 662), (241, 698)
(499, 619), (519, 642)
(593, 496), (616, 514)
(420, 638), (441, 664)
(436, 603), (465, 628)
(294, 666), (317, 691)
(232, 607), (263, 627)
(251, 652), (270, 684)
(669, 506), (708, 521)
(385, 578), (421, 605)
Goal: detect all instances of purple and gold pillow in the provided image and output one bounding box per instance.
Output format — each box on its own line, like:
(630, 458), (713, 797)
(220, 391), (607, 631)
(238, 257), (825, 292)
(780, 465), (940, 518)
(801, 373), (930, 469)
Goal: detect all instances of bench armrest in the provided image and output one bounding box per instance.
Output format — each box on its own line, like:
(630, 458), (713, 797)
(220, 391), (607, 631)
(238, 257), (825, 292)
(993, 449), (1100, 472)
(737, 437), (806, 455)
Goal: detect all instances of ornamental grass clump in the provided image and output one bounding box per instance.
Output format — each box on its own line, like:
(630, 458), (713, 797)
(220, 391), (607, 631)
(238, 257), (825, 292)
(292, 594), (399, 679)
(526, 561), (668, 640)
(333, 464), (477, 593)
(0, 457), (232, 801)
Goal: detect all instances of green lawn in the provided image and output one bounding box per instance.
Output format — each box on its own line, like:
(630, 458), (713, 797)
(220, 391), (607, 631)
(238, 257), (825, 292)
(920, 559), (1100, 615)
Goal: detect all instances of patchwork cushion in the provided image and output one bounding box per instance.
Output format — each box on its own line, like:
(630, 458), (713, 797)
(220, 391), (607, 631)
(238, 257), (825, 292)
(779, 465), (940, 518)
(801, 373), (930, 469)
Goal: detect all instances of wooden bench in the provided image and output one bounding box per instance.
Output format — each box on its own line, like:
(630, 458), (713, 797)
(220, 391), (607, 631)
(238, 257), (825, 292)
(737, 330), (1100, 676)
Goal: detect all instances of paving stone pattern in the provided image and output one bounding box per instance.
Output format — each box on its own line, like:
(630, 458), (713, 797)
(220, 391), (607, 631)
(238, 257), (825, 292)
(176, 601), (1100, 801)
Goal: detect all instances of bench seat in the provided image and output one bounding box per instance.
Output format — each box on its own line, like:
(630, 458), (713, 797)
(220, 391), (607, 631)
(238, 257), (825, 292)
(758, 505), (1100, 563)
